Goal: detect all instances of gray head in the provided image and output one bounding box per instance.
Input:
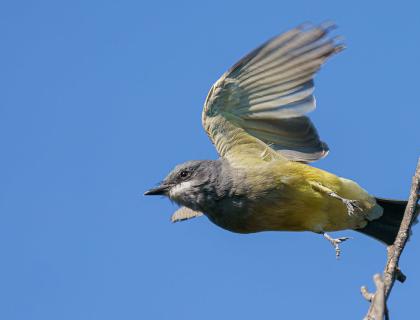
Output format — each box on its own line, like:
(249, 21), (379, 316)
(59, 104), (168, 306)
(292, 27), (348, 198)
(144, 160), (228, 211)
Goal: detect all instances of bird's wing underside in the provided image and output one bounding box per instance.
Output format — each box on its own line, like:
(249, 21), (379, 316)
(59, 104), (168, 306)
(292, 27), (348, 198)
(202, 23), (343, 165)
(171, 207), (204, 223)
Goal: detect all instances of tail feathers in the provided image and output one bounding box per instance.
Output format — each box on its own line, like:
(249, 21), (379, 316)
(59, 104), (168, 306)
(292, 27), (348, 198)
(355, 198), (416, 245)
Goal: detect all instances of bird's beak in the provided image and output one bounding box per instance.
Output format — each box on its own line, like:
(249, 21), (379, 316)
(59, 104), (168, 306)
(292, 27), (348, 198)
(144, 184), (171, 196)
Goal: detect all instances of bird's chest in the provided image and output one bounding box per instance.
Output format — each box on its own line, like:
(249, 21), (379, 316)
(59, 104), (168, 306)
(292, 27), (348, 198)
(202, 176), (326, 233)
(203, 193), (291, 233)
(203, 196), (257, 233)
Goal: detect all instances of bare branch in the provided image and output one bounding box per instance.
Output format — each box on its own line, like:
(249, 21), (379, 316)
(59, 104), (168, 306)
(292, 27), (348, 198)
(362, 157), (420, 319)
(362, 274), (386, 320)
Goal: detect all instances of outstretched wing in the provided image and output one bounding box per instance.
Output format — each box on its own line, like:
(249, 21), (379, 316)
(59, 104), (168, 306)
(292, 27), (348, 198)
(202, 23), (343, 164)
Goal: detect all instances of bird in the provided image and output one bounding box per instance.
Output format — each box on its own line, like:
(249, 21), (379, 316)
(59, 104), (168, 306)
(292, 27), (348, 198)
(145, 22), (410, 257)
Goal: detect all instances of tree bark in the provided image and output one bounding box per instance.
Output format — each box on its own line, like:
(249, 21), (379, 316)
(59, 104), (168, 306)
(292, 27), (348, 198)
(361, 158), (420, 320)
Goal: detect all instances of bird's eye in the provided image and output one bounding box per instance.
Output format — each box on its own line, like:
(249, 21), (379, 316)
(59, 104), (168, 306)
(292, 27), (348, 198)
(179, 170), (189, 179)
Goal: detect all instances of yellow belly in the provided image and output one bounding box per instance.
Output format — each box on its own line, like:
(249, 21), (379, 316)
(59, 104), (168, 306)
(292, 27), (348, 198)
(237, 161), (378, 233)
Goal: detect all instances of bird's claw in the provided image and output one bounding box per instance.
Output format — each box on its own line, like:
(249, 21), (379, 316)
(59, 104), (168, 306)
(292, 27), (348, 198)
(323, 233), (351, 259)
(343, 199), (363, 216)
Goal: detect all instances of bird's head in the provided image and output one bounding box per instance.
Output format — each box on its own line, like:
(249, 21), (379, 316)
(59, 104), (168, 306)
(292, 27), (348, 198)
(144, 160), (223, 211)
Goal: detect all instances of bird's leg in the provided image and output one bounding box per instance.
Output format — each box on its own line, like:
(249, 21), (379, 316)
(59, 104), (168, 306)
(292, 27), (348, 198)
(260, 143), (276, 162)
(260, 147), (271, 161)
(322, 232), (351, 259)
(310, 181), (362, 216)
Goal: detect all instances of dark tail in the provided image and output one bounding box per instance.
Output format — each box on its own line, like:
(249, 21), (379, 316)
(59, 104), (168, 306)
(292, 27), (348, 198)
(355, 198), (410, 245)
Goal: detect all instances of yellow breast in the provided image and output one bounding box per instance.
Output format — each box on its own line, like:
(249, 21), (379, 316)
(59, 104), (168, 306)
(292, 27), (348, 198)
(237, 160), (378, 233)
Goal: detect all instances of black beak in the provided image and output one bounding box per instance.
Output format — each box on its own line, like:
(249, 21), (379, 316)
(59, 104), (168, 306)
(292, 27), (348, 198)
(144, 184), (171, 196)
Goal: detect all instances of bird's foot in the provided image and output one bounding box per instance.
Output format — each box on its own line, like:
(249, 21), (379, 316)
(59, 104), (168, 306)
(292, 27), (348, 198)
(309, 182), (363, 216)
(323, 233), (351, 259)
(342, 199), (363, 216)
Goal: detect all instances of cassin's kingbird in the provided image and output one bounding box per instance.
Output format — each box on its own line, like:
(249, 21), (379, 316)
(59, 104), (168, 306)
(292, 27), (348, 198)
(145, 23), (409, 257)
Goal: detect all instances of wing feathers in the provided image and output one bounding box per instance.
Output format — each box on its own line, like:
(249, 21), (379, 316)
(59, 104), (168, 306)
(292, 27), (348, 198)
(229, 27), (303, 76)
(242, 26), (328, 73)
(247, 85), (314, 111)
(238, 42), (335, 91)
(244, 96), (316, 120)
(171, 207), (204, 223)
(202, 23), (342, 163)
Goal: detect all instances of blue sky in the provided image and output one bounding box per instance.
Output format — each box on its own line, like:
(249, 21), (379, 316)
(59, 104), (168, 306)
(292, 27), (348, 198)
(1, 1), (419, 319)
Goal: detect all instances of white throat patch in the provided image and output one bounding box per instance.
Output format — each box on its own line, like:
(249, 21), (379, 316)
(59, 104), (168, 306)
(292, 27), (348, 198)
(169, 181), (193, 200)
